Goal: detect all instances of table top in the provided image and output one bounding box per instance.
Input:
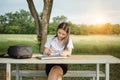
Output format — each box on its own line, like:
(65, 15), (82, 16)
(0, 54), (120, 64)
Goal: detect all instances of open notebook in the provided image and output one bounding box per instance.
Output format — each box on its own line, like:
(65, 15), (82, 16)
(36, 55), (68, 60)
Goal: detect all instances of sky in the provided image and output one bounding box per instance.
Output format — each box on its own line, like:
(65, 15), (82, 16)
(0, 0), (120, 24)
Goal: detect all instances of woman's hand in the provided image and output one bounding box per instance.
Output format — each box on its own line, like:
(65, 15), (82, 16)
(44, 48), (54, 56)
(60, 50), (69, 57)
(60, 48), (72, 57)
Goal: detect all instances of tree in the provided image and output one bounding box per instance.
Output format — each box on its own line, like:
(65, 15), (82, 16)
(48, 15), (68, 34)
(112, 24), (120, 35)
(26, 0), (53, 52)
(52, 15), (67, 24)
(0, 10), (35, 34)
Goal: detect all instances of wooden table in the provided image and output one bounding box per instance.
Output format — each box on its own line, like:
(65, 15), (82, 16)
(0, 54), (120, 80)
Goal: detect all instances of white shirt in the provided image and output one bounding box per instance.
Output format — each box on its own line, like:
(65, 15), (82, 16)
(44, 36), (73, 56)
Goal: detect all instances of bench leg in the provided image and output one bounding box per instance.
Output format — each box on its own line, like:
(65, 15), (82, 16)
(16, 64), (20, 80)
(90, 77), (95, 80)
(96, 64), (100, 80)
(6, 63), (11, 80)
(20, 76), (22, 80)
(93, 77), (95, 80)
(105, 63), (110, 80)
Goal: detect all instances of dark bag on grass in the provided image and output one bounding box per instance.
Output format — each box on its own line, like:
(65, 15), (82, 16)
(7, 44), (32, 59)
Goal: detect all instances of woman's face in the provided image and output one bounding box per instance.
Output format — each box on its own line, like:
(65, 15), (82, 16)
(57, 29), (67, 40)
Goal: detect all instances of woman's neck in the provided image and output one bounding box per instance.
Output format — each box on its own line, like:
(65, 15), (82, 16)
(57, 37), (63, 42)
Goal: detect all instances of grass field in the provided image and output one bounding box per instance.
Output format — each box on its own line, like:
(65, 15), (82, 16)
(0, 34), (120, 57)
(71, 35), (120, 57)
(0, 34), (39, 55)
(0, 34), (120, 80)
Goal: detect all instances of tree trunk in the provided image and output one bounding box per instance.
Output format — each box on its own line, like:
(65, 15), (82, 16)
(41, 0), (53, 52)
(26, 0), (42, 52)
(26, 0), (53, 52)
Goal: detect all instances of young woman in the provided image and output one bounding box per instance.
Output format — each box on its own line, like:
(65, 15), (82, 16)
(44, 22), (74, 80)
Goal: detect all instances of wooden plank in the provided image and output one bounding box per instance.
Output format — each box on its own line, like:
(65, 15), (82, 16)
(1, 55), (120, 64)
(11, 70), (105, 77)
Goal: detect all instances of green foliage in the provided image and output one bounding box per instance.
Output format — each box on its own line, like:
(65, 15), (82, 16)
(50, 17), (120, 35)
(0, 9), (35, 34)
(0, 9), (120, 35)
(69, 23), (80, 35)
(52, 15), (67, 24)
(48, 23), (57, 34)
(4, 25), (20, 34)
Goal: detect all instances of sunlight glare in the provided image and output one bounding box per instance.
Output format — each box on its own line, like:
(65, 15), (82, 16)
(95, 17), (106, 24)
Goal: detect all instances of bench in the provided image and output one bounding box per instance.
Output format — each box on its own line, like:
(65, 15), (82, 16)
(12, 70), (105, 80)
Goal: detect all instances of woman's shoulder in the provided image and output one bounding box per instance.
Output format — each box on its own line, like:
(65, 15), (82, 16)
(47, 36), (56, 41)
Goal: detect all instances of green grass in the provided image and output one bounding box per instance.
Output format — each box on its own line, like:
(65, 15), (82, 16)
(0, 34), (120, 80)
(1, 34), (120, 56)
(0, 34), (39, 55)
(71, 35), (120, 58)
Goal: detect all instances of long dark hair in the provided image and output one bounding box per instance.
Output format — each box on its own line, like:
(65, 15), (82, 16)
(55, 22), (70, 50)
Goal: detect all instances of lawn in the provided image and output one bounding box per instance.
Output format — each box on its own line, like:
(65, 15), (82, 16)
(0, 34), (120, 80)
(71, 35), (120, 57)
(0, 34), (39, 55)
